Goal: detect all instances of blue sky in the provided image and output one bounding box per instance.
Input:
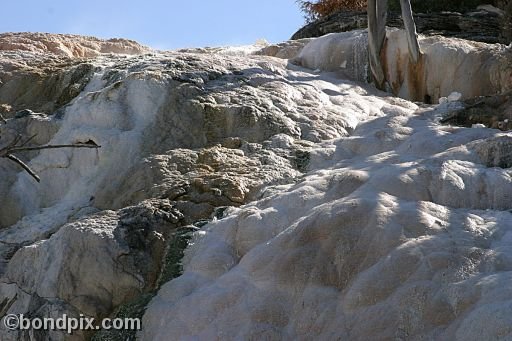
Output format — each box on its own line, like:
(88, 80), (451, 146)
(0, 0), (306, 49)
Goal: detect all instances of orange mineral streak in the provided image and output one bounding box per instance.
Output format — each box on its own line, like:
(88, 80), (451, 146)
(406, 52), (426, 102)
(380, 30), (512, 103)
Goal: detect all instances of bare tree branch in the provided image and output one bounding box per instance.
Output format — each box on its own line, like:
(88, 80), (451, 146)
(1, 135), (101, 182)
(0, 108), (101, 181)
(6, 154), (41, 182)
(18, 134), (38, 148)
(7, 142), (100, 153)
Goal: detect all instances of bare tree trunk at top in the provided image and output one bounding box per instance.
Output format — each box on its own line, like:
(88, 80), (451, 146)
(368, 0), (422, 88)
(400, 0), (421, 64)
(368, 0), (387, 89)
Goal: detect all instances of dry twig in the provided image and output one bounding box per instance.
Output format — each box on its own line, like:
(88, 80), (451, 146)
(0, 123), (101, 182)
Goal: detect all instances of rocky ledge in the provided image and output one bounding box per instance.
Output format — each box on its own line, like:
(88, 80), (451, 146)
(291, 6), (511, 44)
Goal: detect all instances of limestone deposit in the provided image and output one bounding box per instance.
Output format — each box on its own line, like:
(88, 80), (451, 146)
(0, 32), (149, 58)
(291, 29), (512, 102)
(0, 31), (511, 340)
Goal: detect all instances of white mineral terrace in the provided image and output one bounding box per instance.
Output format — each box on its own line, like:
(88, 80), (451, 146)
(0, 31), (511, 340)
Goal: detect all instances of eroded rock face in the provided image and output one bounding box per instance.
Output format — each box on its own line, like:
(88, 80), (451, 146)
(141, 97), (512, 341)
(255, 39), (313, 59)
(291, 9), (509, 44)
(0, 33), (149, 115)
(287, 29), (512, 102)
(0, 32), (149, 58)
(0, 199), (184, 341)
(384, 30), (512, 103)
(0, 54), (97, 114)
(105, 144), (301, 210)
(1, 32), (512, 341)
(0, 33), (378, 340)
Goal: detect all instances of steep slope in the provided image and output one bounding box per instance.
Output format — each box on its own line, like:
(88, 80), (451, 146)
(141, 97), (512, 341)
(0, 33), (371, 341)
(0, 32), (511, 340)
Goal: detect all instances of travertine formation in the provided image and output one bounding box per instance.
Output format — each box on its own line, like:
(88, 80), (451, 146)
(291, 29), (512, 102)
(0, 32), (149, 58)
(0, 32), (511, 340)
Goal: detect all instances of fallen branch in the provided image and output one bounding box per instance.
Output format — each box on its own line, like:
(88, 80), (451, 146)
(6, 154), (41, 182)
(0, 135), (101, 182)
(7, 142), (100, 153)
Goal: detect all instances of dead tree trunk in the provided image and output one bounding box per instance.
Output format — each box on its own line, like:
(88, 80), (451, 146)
(400, 0), (421, 64)
(368, 0), (388, 89)
(368, 0), (422, 89)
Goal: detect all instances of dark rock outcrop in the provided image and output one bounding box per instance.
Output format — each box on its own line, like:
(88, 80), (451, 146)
(292, 9), (509, 44)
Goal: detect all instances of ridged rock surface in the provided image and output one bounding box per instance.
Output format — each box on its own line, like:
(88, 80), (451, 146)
(0, 32), (511, 340)
(0, 32), (149, 58)
(290, 29), (512, 102)
(291, 8), (509, 45)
